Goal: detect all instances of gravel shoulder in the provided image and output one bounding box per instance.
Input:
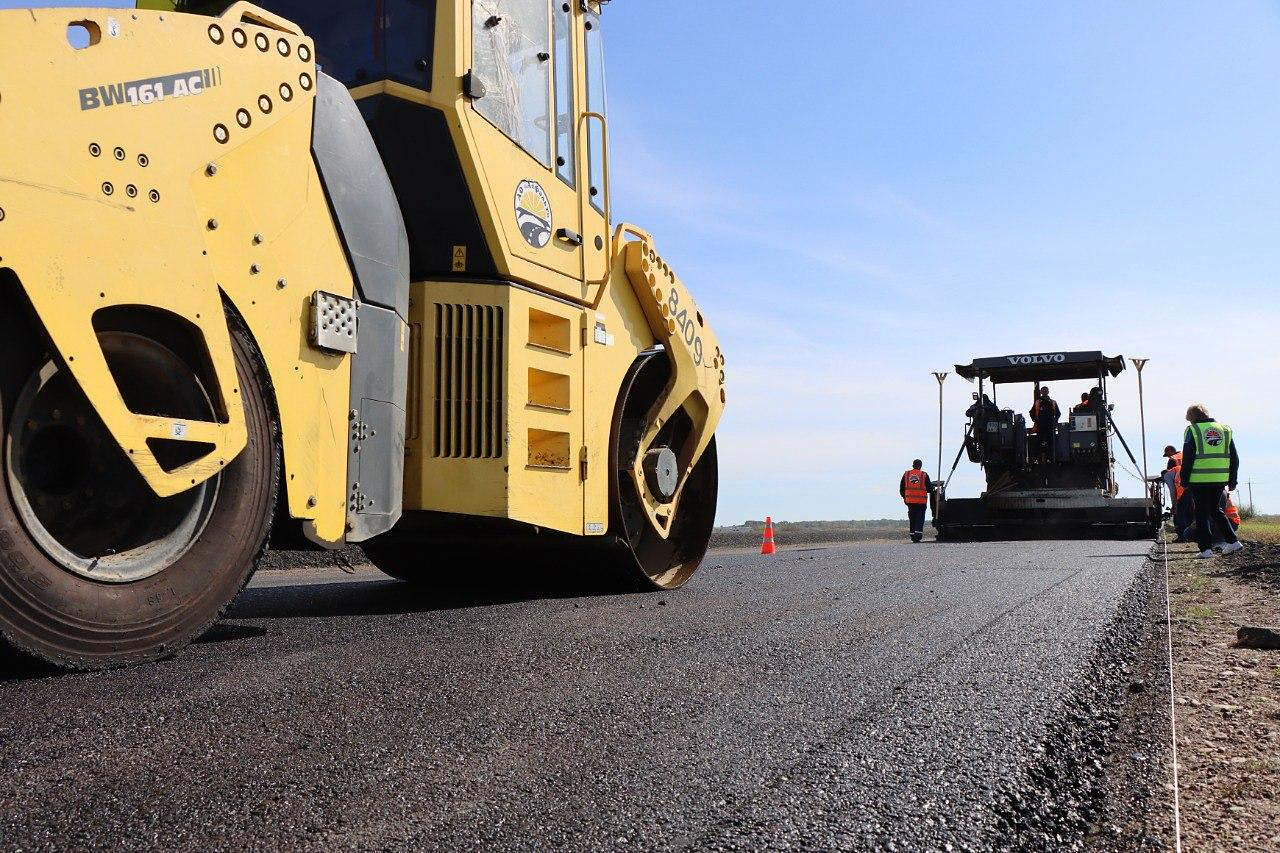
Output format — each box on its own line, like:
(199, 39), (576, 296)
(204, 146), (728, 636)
(1165, 539), (1280, 851)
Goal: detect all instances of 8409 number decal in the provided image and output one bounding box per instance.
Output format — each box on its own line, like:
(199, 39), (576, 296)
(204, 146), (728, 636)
(667, 287), (704, 366)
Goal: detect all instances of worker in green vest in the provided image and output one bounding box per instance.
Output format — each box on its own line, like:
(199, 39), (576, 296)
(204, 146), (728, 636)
(1179, 403), (1242, 558)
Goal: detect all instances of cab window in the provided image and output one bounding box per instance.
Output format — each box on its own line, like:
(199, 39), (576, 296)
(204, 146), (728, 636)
(472, 0), (553, 168)
(250, 1), (435, 90)
(552, 1), (575, 187)
(583, 7), (606, 212)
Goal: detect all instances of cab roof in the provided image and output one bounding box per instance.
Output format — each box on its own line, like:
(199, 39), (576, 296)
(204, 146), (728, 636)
(956, 351), (1126, 384)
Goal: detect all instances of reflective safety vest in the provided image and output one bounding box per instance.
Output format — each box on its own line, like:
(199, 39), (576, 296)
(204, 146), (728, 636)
(902, 469), (929, 505)
(1185, 421), (1233, 485)
(1167, 452), (1186, 500)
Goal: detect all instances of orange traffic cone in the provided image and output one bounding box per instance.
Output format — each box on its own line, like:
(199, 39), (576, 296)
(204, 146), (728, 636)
(760, 516), (776, 555)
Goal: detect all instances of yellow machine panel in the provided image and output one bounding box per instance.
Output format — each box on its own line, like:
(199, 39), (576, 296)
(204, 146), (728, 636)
(0, 4), (353, 543)
(406, 281), (587, 534)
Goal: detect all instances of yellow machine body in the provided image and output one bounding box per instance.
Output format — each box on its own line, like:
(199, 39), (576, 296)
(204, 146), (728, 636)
(0, 0), (725, 549)
(0, 4), (353, 543)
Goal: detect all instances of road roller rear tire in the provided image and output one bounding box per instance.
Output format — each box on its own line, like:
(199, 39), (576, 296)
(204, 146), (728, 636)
(0, 308), (279, 669)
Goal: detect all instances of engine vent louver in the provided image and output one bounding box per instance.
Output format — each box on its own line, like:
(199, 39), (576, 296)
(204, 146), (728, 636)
(433, 303), (504, 459)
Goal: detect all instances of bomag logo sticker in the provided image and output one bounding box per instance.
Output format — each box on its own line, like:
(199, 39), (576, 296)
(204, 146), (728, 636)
(514, 180), (552, 249)
(79, 67), (222, 111)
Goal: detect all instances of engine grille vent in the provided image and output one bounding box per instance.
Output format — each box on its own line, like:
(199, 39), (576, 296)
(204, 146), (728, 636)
(433, 303), (504, 459)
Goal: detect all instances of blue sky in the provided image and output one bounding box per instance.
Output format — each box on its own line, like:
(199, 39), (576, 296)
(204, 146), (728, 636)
(601, 1), (1280, 522)
(7, 1), (1278, 523)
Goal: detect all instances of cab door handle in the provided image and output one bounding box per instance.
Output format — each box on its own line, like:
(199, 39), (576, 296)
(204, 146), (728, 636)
(555, 228), (583, 246)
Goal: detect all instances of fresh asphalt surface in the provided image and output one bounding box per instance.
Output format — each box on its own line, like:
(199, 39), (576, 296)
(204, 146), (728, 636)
(0, 540), (1153, 851)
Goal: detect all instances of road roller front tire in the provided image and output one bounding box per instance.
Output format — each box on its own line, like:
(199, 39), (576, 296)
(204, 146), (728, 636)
(0, 310), (279, 669)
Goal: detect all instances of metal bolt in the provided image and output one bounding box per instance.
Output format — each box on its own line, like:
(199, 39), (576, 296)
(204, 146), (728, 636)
(250, 264), (261, 275)
(0, 207), (5, 222)
(252, 233), (264, 245)
(206, 163), (219, 176)
(307, 496), (317, 508)
(207, 218), (218, 230)
(349, 409), (358, 420)
(276, 278), (287, 289)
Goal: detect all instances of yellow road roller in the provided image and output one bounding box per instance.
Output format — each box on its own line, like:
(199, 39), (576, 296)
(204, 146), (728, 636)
(0, 1), (725, 667)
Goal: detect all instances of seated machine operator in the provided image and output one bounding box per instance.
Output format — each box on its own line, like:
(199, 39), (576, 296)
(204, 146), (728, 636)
(966, 392), (998, 422)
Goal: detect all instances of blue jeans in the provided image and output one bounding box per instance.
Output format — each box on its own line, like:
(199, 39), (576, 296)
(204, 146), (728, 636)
(1174, 492), (1194, 539)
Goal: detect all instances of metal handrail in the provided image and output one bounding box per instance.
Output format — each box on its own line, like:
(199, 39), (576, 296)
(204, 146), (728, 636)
(578, 110), (612, 286)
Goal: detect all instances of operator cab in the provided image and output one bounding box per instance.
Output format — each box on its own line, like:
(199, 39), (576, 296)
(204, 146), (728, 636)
(955, 352), (1127, 493)
(159, 0), (614, 299)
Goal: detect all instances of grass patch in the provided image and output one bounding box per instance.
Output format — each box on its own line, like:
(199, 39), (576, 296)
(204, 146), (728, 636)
(1240, 516), (1280, 544)
(1182, 604), (1216, 621)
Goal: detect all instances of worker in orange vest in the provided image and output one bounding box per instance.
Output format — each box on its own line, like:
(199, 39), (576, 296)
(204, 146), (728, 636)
(900, 459), (934, 543)
(1162, 444), (1193, 541)
(1030, 387), (1061, 463)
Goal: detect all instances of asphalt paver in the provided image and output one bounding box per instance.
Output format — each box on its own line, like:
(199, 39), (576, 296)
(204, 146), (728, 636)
(0, 540), (1155, 851)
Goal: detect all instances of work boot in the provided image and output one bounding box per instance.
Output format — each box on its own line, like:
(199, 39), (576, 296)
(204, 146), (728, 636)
(911, 532), (923, 543)
(1219, 541), (1244, 555)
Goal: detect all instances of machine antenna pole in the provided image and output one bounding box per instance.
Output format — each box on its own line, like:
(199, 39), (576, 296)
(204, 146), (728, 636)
(1131, 358), (1150, 483)
(932, 372), (948, 480)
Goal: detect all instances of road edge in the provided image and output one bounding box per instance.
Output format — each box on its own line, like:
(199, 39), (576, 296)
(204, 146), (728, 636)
(986, 550), (1174, 850)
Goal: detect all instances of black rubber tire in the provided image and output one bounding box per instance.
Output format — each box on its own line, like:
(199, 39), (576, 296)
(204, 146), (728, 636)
(0, 310), (279, 669)
(608, 353), (719, 590)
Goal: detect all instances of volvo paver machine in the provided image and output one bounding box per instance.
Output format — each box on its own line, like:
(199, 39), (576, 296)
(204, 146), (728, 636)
(0, 1), (725, 667)
(933, 351), (1160, 540)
